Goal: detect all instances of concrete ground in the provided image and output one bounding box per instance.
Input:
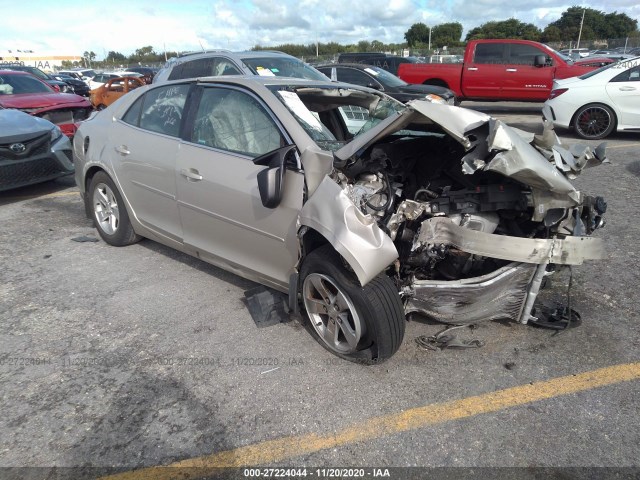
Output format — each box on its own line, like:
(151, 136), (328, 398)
(1, 103), (639, 479)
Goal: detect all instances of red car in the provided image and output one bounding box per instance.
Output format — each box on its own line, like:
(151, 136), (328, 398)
(0, 70), (92, 137)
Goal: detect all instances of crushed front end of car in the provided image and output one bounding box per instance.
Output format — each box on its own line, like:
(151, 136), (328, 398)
(325, 101), (607, 326)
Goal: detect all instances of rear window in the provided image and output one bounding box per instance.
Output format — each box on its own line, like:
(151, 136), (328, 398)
(242, 57), (328, 81)
(167, 57), (241, 80)
(474, 44), (506, 64)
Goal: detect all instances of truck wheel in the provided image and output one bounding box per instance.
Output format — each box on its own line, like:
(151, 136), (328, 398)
(573, 103), (616, 140)
(299, 245), (405, 364)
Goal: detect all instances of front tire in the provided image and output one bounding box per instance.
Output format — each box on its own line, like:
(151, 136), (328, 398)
(88, 171), (141, 246)
(299, 245), (405, 364)
(573, 103), (616, 139)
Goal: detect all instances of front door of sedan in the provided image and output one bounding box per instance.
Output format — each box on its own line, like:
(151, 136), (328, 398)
(176, 85), (304, 289)
(607, 65), (640, 128)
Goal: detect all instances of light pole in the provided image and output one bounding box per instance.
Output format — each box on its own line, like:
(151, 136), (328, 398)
(428, 26), (432, 53)
(576, 9), (585, 49)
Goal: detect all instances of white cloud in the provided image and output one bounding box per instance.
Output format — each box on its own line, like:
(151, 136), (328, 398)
(1, 0), (639, 59)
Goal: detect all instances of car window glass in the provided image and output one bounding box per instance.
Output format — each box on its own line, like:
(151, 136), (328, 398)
(508, 44), (545, 65)
(185, 58), (215, 78)
(138, 84), (190, 137)
(190, 87), (284, 157)
(474, 44), (506, 64)
(215, 59), (241, 75)
(611, 65), (640, 82)
(0, 74), (52, 94)
(335, 68), (377, 88)
(242, 57), (328, 80)
(122, 95), (144, 125)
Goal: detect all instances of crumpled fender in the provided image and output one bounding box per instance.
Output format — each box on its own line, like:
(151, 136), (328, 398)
(299, 176), (398, 286)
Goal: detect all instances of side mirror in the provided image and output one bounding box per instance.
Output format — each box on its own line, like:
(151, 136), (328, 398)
(534, 55), (547, 67)
(367, 83), (383, 91)
(253, 145), (298, 209)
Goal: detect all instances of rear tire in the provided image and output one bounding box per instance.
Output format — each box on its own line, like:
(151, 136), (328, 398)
(299, 245), (405, 364)
(573, 103), (616, 139)
(88, 171), (141, 246)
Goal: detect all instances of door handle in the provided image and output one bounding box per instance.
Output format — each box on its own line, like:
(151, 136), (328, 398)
(506, 68), (518, 72)
(467, 67), (478, 71)
(115, 145), (130, 156)
(619, 86), (636, 91)
(180, 168), (203, 181)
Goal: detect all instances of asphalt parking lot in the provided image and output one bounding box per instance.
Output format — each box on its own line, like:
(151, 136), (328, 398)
(1, 102), (639, 479)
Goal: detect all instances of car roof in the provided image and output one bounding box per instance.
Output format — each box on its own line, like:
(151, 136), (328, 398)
(0, 69), (32, 75)
(162, 74), (379, 93)
(172, 50), (297, 61)
(318, 63), (383, 70)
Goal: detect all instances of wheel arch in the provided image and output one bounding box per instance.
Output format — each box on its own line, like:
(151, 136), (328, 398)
(423, 78), (450, 89)
(83, 165), (107, 218)
(297, 176), (398, 288)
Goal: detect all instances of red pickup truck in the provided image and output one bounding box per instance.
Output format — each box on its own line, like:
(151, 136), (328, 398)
(398, 39), (603, 102)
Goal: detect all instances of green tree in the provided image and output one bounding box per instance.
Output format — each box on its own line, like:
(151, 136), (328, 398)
(106, 51), (126, 63)
(82, 51), (96, 67)
(404, 23), (430, 47)
(370, 40), (385, 52)
(547, 7), (638, 41)
(466, 19), (541, 41)
(541, 25), (563, 42)
(357, 40), (372, 52)
(431, 22), (463, 47)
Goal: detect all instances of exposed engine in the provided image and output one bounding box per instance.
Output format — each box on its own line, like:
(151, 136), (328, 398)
(333, 133), (607, 284)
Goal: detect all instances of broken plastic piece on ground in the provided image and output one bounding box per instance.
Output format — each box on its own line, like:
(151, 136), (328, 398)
(528, 305), (582, 330)
(415, 324), (485, 351)
(71, 235), (99, 243)
(244, 286), (290, 328)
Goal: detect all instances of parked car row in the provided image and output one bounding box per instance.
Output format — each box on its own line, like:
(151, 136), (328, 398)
(1, 47), (637, 195)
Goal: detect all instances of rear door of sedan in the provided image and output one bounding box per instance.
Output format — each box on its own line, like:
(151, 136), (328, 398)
(110, 83), (192, 244)
(175, 84), (304, 289)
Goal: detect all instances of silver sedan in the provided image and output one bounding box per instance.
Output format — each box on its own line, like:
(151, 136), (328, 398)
(73, 76), (608, 363)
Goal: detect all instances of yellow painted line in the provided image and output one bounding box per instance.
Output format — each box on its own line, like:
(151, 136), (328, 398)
(606, 142), (640, 150)
(42, 191), (80, 198)
(101, 362), (640, 480)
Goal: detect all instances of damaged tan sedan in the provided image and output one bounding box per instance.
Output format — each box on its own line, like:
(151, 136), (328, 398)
(73, 77), (607, 363)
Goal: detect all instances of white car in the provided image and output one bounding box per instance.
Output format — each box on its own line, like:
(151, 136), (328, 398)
(88, 72), (143, 91)
(543, 57), (640, 139)
(58, 68), (97, 85)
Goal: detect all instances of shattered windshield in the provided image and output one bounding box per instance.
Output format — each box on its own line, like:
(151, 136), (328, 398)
(272, 86), (406, 151)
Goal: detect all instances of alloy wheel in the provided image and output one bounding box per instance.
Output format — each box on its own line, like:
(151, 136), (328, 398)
(302, 273), (363, 354)
(93, 183), (120, 235)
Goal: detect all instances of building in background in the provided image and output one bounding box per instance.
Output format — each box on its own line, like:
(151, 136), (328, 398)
(0, 50), (82, 71)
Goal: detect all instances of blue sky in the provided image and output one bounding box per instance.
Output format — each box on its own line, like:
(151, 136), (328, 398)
(1, 0), (639, 57)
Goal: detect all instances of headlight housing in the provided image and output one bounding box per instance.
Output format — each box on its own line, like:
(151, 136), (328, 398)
(425, 93), (446, 104)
